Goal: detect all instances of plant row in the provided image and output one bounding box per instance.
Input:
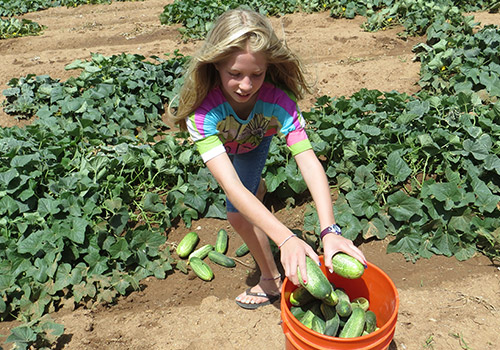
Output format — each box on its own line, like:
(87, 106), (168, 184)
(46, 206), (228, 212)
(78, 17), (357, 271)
(0, 0), (140, 39)
(159, 0), (498, 40)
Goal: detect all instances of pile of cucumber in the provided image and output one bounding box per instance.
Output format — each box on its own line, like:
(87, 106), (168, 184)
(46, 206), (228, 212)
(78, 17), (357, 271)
(290, 255), (377, 338)
(175, 229), (250, 281)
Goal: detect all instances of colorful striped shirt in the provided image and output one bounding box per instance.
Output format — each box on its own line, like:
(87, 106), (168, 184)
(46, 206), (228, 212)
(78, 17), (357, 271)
(186, 82), (312, 162)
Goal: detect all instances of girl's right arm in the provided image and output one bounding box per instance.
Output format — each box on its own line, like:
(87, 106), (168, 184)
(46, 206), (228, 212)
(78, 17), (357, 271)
(205, 152), (319, 286)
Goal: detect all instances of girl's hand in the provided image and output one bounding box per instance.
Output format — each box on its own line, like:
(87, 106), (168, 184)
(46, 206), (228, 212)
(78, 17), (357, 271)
(322, 234), (367, 273)
(279, 235), (320, 286)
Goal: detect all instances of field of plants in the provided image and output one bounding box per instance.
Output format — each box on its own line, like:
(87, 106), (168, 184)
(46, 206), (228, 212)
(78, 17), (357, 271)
(1, 0), (500, 349)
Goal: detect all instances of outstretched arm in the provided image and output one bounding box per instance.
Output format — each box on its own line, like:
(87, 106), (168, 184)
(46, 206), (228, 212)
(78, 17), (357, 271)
(205, 152), (318, 285)
(294, 149), (367, 272)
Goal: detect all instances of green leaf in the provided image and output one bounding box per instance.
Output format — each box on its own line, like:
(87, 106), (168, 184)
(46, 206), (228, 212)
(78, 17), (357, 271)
(387, 229), (422, 255)
(37, 197), (61, 217)
(386, 151), (412, 183)
(346, 189), (379, 219)
(6, 325), (37, 344)
(462, 134), (492, 160)
(431, 230), (458, 257)
(387, 191), (423, 221)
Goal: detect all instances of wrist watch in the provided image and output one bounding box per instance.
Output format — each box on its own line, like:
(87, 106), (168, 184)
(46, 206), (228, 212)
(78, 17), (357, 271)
(320, 224), (342, 239)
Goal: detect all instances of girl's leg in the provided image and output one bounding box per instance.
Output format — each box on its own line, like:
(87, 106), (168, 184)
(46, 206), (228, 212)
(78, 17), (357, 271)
(226, 137), (281, 306)
(229, 209), (281, 306)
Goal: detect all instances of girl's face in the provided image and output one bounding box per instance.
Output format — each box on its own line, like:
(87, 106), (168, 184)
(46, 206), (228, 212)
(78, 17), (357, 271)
(216, 49), (267, 114)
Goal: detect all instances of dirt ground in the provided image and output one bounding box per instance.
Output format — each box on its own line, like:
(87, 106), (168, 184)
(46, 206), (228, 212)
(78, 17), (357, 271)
(1, 1), (500, 349)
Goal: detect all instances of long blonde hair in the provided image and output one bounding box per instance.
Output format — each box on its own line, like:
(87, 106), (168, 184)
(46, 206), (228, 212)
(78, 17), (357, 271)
(168, 8), (311, 130)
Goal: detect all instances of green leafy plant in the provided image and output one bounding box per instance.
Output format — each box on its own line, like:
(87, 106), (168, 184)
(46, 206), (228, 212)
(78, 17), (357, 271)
(0, 17), (45, 39)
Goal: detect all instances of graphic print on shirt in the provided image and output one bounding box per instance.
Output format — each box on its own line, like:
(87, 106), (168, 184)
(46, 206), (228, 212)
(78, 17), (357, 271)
(217, 113), (278, 154)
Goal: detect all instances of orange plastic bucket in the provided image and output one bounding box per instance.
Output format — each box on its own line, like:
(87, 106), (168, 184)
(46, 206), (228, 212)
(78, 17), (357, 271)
(281, 256), (399, 350)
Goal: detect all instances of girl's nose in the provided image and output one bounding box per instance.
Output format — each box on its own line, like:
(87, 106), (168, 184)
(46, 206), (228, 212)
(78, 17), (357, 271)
(239, 76), (252, 91)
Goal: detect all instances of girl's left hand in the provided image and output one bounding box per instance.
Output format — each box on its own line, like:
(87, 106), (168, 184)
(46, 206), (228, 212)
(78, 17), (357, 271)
(322, 234), (367, 273)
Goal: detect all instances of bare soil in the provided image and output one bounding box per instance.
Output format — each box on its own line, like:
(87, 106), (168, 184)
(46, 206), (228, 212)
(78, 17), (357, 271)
(1, 1), (500, 349)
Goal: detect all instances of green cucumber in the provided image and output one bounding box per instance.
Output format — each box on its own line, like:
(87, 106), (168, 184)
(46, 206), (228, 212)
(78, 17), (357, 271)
(335, 288), (350, 303)
(235, 242), (250, 257)
(176, 231), (199, 258)
(351, 297), (369, 311)
(339, 307), (366, 338)
(331, 253), (365, 279)
(336, 299), (352, 318)
(290, 286), (315, 306)
(311, 315), (326, 334)
(322, 289), (339, 306)
(364, 310), (377, 334)
(320, 302), (336, 321)
(189, 257), (213, 281)
(299, 309), (316, 329)
(290, 304), (310, 320)
(208, 250), (236, 268)
(325, 312), (340, 336)
(298, 257), (333, 300)
(215, 228), (228, 254)
(188, 244), (214, 261)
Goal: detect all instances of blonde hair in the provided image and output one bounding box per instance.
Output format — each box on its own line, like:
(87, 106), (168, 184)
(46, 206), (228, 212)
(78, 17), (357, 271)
(168, 8), (311, 130)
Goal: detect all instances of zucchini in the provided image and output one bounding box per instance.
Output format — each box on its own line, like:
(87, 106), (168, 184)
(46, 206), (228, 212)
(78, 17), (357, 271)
(364, 310), (377, 334)
(176, 231), (199, 258)
(351, 297), (369, 311)
(290, 286), (315, 306)
(331, 253), (365, 279)
(189, 257), (213, 281)
(338, 307), (366, 338)
(188, 244), (214, 261)
(235, 242), (250, 257)
(208, 250), (236, 268)
(215, 229), (228, 254)
(298, 257), (333, 300)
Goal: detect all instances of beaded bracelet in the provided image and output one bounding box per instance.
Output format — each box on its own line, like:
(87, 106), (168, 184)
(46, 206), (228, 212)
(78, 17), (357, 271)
(278, 233), (297, 249)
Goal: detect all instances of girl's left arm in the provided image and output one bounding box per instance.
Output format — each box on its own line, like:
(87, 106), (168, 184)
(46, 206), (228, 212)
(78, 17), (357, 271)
(294, 149), (367, 272)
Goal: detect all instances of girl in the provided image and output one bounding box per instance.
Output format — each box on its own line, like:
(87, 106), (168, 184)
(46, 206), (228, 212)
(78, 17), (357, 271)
(169, 8), (366, 309)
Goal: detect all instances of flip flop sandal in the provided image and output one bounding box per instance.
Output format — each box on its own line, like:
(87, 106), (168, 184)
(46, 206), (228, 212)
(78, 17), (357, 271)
(235, 288), (280, 310)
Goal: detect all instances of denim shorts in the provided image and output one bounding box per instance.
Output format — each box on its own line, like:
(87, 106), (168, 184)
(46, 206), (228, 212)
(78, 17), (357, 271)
(226, 136), (273, 213)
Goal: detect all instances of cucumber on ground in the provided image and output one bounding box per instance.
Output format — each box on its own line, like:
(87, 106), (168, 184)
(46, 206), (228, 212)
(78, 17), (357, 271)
(235, 242), (250, 257)
(338, 307), (366, 338)
(290, 285), (315, 306)
(208, 250), (236, 267)
(188, 244), (214, 261)
(331, 253), (365, 279)
(364, 310), (377, 333)
(297, 256), (333, 300)
(215, 228), (228, 254)
(189, 257), (213, 281)
(176, 231), (199, 258)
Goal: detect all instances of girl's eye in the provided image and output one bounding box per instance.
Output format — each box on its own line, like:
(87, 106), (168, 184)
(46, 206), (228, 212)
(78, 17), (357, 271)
(229, 72), (240, 77)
